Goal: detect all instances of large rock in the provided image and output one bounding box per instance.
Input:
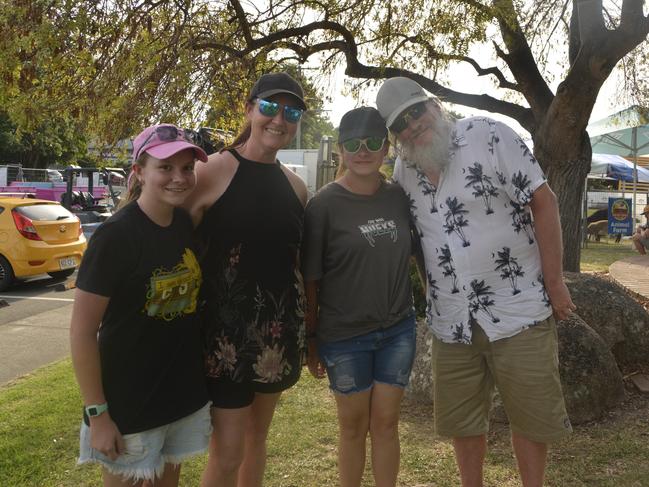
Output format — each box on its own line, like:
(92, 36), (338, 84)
(556, 314), (625, 423)
(565, 272), (649, 367)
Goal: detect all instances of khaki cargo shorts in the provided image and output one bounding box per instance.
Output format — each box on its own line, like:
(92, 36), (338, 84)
(432, 316), (572, 443)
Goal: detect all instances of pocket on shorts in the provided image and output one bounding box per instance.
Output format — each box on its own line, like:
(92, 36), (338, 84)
(119, 434), (147, 463)
(92, 433), (148, 466)
(186, 402), (213, 439)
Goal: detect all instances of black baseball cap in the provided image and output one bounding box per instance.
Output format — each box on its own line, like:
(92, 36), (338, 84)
(249, 72), (307, 110)
(338, 107), (388, 142)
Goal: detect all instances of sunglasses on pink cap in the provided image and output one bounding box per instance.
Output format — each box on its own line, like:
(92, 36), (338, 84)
(134, 125), (193, 160)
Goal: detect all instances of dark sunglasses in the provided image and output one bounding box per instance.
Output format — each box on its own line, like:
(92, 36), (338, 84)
(135, 126), (191, 160)
(390, 102), (428, 134)
(256, 98), (304, 124)
(341, 136), (386, 154)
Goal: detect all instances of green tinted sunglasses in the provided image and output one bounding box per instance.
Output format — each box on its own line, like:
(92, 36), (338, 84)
(341, 136), (386, 154)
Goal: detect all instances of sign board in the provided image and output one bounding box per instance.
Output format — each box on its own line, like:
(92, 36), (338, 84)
(608, 198), (633, 235)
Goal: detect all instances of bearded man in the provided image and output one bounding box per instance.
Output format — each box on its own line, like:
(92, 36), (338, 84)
(376, 77), (575, 487)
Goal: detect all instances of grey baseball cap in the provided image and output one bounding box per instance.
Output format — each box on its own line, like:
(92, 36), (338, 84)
(376, 77), (430, 128)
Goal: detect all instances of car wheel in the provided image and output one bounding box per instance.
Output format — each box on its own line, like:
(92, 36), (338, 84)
(0, 256), (15, 292)
(47, 269), (76, 280)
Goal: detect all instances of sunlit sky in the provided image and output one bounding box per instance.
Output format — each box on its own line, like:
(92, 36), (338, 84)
(314, 47), (624, 138)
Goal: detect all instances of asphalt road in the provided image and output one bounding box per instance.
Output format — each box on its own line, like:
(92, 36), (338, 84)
(0, 273), (76, 386)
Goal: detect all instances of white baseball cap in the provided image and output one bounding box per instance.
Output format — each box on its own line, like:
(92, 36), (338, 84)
(376, 77), (431, 128)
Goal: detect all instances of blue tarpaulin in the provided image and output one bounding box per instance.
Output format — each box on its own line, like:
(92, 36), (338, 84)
(590, 153), (649, 182)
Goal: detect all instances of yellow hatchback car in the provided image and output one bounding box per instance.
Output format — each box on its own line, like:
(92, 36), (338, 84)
(0, 196), (87, 291)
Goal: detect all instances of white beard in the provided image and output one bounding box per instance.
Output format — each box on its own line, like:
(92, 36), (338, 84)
(401, 117), (453, 173)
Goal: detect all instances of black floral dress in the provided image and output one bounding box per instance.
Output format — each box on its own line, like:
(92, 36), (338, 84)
(198, 150), (305, 394)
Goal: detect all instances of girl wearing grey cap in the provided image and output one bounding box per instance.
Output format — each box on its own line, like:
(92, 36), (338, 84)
(302, 107), (416, 487)
(184, 72), (308, 487)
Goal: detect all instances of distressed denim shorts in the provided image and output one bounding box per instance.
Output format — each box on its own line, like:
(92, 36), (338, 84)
(318, 314), (416, 395)
(78, 402), (212, 482)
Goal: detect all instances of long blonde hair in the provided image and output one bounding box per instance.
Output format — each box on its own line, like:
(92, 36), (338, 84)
(220, 99), (254, 153)
(118, 153), (148, 210)
(220, 121), (251, 153)
(335, 146), (346, 179)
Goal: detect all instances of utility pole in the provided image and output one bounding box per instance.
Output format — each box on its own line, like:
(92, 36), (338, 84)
(296, 118), (302, 150)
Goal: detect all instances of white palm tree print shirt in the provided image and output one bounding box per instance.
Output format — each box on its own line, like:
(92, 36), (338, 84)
(394, 117), (553, 344)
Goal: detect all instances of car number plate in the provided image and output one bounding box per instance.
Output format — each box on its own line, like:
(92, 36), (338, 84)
(59, 257), (77, 269)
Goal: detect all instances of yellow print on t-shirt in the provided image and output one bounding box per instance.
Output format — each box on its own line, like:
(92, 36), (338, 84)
(144, 249), (202, 321)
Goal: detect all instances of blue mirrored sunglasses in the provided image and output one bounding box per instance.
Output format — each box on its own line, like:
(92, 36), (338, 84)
(256, 98), (304, 124)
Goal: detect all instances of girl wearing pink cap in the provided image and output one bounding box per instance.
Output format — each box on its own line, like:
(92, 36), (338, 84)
(70, 124), (212, 486)
(184, 73), (308, 487)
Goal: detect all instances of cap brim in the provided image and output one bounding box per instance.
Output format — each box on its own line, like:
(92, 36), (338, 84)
(255, 89), (307, 110)
(145, 141), (208, 162)
(386, 95), (431, 127)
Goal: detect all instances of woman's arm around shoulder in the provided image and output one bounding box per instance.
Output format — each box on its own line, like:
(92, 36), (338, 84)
(184, 150), (240, 227)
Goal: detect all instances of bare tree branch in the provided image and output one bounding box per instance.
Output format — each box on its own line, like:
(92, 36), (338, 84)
(397, 34), (519, 91)
(228, 0), (253, 45)
(492, 0), (554, 115)
(569, 0), (581, 65)
(205, 0), (534, 129)
(619, 0), (649, 43)
(575, 0), (605, 43)
(539, 0), (571, 59)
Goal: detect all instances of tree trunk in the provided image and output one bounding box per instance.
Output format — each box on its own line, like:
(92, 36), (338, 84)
(533, 74), (596, 274)
(538, 139), (592, 273)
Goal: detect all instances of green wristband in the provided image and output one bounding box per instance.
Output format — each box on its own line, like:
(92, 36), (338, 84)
(85, 403), (108, 418)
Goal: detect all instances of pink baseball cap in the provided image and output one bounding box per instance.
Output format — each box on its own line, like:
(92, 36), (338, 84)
(132, 124), (208, 164)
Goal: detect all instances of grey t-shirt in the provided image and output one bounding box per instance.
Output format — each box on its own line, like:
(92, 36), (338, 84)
(302, 180), (414, 342)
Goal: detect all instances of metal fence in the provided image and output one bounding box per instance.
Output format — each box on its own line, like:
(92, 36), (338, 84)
(315, 136), (338, 190)
(2, 165), (56, 183)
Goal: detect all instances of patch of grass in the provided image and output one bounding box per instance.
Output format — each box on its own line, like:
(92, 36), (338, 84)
(2, 360), (649, 486)
(581, 239), (637, 272)
(0, 360), (101, 486)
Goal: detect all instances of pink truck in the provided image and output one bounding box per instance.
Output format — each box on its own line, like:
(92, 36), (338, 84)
(0, 165), (106, 202)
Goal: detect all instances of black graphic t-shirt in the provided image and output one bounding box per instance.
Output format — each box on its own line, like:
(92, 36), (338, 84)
(302, 181), (414, 342)
(198, 150), (305, 392)
(76, 202), (207, 434)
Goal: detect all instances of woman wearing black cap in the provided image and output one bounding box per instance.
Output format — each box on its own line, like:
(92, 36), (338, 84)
(301, 107), (416, 487)
(185, 72), (307, 487)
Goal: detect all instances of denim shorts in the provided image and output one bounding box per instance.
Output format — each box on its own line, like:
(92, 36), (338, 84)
(78, 402), (212, 482)
(318, 315), (416, 395)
